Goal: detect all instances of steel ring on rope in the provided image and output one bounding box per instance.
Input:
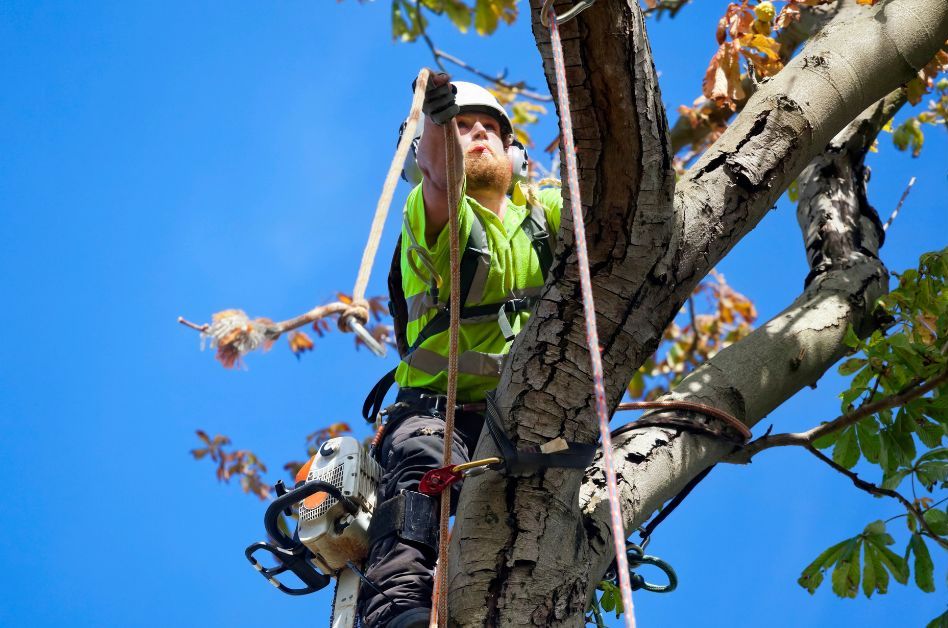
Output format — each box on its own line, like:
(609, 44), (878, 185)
(626, 543), (678, 594)
(540, 0), (599, 27)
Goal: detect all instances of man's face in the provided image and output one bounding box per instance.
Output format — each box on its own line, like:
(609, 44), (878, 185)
(457, 111), (512, 195)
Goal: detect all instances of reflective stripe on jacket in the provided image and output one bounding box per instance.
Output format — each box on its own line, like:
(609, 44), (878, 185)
(395, 181), (562, 402)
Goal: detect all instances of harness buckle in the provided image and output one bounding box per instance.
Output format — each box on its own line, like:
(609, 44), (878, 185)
(419, 393), (448, 413)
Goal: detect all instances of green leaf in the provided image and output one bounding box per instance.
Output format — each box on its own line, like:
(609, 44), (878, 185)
(861, 542), (877, 598)
(787, 179), (799, 203)
(928, 610), (948, 628)
(843, 324), (861, 349)
(442, 0), (472, 32)
(918, 447), (948, 464)
(798, 539), (851, 594)
(916, 461), (948, 491)
(840, 386), (866, 412)
(813, 429), (840, 450)
(831, 540), (861, 598)
(881, 468), (911, 491)
(839, 358), (868, 376)
(918, 421), (946, 449)
(922, 508), (948, 535)
(833, 426), (861, 470)
(868, 543), (890, 594)
(599, 587), (615, 612)
(909, 534), (935, 593)
(857, 420), (882, 464)
(866, 535), (909, 585)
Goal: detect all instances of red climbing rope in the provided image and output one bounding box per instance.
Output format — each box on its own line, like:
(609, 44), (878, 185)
(548, 10), (637, 628)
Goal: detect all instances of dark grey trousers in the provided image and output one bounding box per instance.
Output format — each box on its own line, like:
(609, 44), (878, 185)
(357, 406), (484, 627)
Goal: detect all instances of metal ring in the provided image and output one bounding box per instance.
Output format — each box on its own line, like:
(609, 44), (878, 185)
(540, 0), (599, 28)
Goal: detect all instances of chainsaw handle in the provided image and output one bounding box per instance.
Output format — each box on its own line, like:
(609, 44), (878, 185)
(264, 480), (359, 549)
(244, 542), (331, 595)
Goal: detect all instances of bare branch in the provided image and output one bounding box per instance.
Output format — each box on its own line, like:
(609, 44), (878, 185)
(884, 176), (917, 232)
(414, 0), (552, 102)
(731, 369), (948, 462)
(805, 444), (948, 551)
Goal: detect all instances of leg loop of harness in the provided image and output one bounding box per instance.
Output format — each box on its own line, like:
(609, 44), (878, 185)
(368, 490), (441, 554)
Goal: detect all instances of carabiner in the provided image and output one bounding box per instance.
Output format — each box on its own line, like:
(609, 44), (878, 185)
(540, 0), (599, 27)
(419, 457), (504, 496)
(626, 543), (678, 593)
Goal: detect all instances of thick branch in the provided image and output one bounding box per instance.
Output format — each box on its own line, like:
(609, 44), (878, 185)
(674, 0), (947, 292)
(582, 86), (908, 598)
(668, 1), (840, 154)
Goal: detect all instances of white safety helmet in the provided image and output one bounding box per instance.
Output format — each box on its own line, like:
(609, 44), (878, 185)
(452, 81), (513, 138)
(400, 81), (529, 189)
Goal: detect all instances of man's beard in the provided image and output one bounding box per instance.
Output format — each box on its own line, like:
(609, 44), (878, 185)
(464, 150), (512, 195)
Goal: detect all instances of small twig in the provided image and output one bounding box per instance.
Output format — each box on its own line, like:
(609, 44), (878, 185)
(805, 444), (948, 551)
(433, 49), (553, 102)
(268, 302), (352, 336)
(178, 317), (209, 333)
(415, 0), (448, 73)
(643, 0), (691, 19)
(178, 301), (352, 339)
(883, 176), (916, 232)
(730, 369), (948, 462)
(687, 296), (699, 354)
(410, 0), (552, 102)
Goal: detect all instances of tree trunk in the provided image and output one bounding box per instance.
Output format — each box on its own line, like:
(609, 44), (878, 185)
(449, 0), (948, 624)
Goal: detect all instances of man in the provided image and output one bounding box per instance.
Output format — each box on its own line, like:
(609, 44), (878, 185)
(357, 72), (561, 628)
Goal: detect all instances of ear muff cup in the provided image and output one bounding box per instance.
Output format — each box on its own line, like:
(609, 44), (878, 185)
(399, 115), (530, 194)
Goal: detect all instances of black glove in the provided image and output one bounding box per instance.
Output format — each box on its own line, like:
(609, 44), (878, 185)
(416, 72), (458, 125)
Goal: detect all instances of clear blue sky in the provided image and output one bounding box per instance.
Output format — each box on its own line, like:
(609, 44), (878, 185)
(1, 2), (945, 627)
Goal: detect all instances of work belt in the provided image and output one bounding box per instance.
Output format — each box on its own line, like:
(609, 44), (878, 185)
(395, 387), (486, 415)
(362, 368), (486, 423)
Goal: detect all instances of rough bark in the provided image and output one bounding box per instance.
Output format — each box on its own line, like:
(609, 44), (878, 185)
(449, 0), (948, 624)
(581, 92), (905, 594)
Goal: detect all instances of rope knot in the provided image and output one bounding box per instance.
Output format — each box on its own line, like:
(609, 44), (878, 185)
(338, 299), (370, 333)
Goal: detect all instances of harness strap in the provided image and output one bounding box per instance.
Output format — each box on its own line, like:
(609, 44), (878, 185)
(363, 368), (397, 422)
(483, 391), (597, 475)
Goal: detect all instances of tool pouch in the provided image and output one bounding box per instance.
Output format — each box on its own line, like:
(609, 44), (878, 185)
(367, 490), (440, 553)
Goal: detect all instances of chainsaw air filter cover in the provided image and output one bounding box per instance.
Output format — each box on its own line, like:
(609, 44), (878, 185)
(297, 436), (382, 571)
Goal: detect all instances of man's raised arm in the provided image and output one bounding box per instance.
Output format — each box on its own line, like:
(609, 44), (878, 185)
(415, 72), (463, 246)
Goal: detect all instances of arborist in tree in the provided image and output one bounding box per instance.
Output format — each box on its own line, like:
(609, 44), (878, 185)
(357, 71), (561, 627)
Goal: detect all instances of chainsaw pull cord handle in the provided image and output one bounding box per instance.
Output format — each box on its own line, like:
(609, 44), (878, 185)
(264, 480), (359, 549)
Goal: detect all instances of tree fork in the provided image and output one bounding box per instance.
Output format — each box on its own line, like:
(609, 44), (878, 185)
(582, 91), (904, 595)
(449, 0), (948, 624)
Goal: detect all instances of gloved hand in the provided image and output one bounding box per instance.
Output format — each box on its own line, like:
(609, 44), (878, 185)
(416, 71), (458, 126)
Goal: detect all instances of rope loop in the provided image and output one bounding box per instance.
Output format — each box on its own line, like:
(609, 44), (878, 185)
(337, 299), (370, 333)
(540, 0), (599, 27)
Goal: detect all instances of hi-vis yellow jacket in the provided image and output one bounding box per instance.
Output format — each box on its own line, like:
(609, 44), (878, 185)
(394, 181), (561, 402)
